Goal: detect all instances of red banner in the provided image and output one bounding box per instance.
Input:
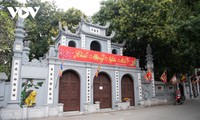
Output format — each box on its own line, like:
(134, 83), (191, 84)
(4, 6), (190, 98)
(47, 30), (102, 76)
(59, 46), (136, 68)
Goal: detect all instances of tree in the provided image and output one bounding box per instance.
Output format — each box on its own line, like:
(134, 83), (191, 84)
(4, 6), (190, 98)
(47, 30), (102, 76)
(174, 0), (200, 74)
(25, 0), (59, 59)
(93, 0), (176, 78)
(60, 8), (85, 33)
(93, 0), (200, 80)
(25, 0), (85, 60)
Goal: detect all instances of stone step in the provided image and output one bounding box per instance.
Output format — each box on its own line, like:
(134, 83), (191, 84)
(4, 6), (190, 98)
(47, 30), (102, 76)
(62, 111), (82, 117)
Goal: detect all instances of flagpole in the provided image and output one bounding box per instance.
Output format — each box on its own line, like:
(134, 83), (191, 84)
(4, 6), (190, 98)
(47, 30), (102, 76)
(95, 60), (103, 78)
(189, 76), (194, 98)
(55, 74), (60, 88)
(176, 82), (179, 90)
(176, 74), (179, 90)
(196, 76), (200, 97)
(56, 47), (62, 88)
(55, 59), (63, 88)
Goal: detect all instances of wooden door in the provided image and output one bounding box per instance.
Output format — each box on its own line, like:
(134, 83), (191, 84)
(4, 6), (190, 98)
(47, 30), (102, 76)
(94, 73), (112, 109)
(59, 70), (80, 111)
(121, 75), (134, 106)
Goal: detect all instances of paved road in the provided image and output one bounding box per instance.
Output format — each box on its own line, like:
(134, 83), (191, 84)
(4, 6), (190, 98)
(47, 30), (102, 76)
(37, 99), (200, 120)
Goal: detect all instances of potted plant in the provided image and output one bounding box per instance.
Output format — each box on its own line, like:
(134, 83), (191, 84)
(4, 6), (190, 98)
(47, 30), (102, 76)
(123, 98), (131, 102)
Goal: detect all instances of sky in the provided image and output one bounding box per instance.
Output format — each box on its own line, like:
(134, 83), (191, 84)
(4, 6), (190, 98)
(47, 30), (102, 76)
(17, 0), (106, 16)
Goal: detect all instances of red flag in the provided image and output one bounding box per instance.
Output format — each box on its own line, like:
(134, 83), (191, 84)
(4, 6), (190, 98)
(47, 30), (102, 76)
(95, 65), (101, 78)
(170, 74), (178, 85)
(160, 70), (167, 83)
(144, 70), (152, 81)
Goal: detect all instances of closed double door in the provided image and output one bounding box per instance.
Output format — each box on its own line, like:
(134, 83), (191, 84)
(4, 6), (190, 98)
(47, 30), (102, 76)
(121, 75), (134, 106)
(59, 70), (80, 111)
(93, 73), (112, 109)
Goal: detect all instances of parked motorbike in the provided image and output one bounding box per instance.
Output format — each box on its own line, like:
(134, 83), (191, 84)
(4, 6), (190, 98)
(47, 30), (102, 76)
(174, 89), (185, 105)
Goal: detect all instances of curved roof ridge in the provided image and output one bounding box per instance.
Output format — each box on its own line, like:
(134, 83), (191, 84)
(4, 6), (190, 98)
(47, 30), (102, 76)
(59, 22), (80, 38)
(111, 40), (126, 47)
(81, 17), (110, 29)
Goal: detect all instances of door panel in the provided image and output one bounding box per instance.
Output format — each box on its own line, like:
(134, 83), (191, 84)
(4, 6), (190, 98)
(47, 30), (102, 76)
(59, 71), (80, 111)
(94, 73), (112, 108)
(121, 75), (134, 106)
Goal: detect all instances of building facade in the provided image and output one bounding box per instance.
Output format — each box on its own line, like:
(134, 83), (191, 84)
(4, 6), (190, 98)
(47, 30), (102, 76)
(0, 17), (158, 119)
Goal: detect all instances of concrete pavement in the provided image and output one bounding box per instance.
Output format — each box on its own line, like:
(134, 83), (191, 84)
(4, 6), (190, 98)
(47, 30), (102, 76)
(33, 98), (200, 120)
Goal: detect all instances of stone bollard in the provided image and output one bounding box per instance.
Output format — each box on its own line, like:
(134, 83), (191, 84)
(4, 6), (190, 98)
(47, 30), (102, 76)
(22, 105), (28, 119)
(44, 104), (49, 117)
(147, 99), (151, 107)
(58, 103), (63, 117)
(84, 102), (90, 113)
(95, 101), (100, 112)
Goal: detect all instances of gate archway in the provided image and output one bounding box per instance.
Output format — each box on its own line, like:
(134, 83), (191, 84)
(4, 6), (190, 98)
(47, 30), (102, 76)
(59, 70), (80, 111)
(93, 72), (112, 109)
(121, 75), (135, 106)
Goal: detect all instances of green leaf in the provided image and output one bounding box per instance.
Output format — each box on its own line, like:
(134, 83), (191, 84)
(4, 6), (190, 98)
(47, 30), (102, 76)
(27, 84), (32, 88)
(37, 82), (44, 87)
(21, 90), (26, 100)
(34, 86), (39, 89)
(22, 82), (25, 87)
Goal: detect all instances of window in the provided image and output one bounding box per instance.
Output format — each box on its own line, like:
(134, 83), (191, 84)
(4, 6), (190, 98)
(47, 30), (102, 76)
(90, 41), (101, 51)
(169, 86), (173, 89)
(157, 86), (164, 91)
(68, 41), (76, 47)
(112, 49), (117, 54)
